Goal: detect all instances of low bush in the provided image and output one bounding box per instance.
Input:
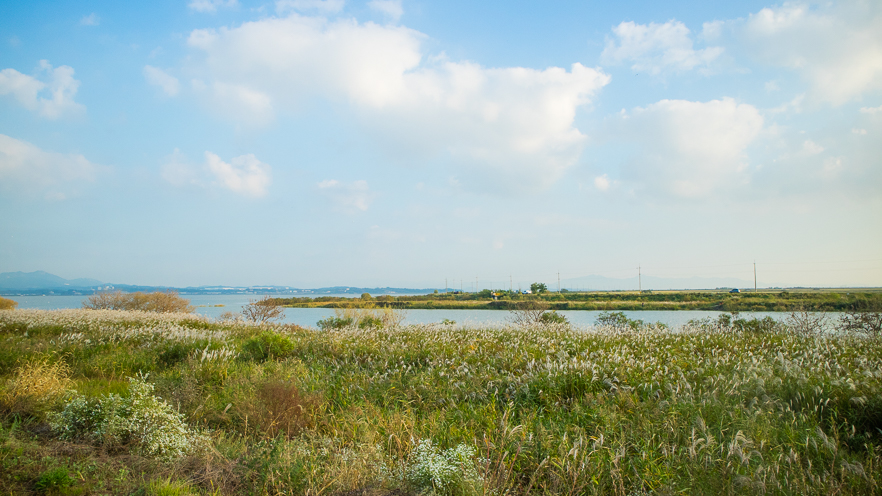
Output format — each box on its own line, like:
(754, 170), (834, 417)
(241, 331), (296, 362)
(595, 311), (643, 330)
(538, 311), (569, 325)
(404, 439), (483, 496)
(82, 291), (193, 313)
(48, 374), (207, 460)
(316, 316), (353, 330)
(0, 296), (17, 310)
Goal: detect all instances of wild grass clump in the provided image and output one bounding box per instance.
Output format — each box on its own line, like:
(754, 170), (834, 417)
(0, 296), (17, 310)
(1, 356), (73, 418)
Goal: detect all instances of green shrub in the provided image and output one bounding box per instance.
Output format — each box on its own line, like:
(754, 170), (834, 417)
(48, 375), (206, 460)
(316, 317), (353, 330)
(241, 331), (296, 361)
(35, 466), (74, 494)
(538, 311), (569, 325)
(358, 316), (383, 329)
(595, 311), (643, 330)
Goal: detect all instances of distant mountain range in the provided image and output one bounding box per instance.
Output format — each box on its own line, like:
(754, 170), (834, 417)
(0, 271), (104, 291)
(0, 271), (436, 296)
(0, 270), (821, 296)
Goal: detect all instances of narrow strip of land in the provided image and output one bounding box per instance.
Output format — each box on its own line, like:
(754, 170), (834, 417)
(272, 288), (882, 312)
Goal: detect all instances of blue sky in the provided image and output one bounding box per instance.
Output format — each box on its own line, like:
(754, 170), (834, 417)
(1, 0), (880, 289)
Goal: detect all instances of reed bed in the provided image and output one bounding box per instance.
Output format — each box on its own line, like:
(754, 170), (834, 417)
(0, 309), (880, 495)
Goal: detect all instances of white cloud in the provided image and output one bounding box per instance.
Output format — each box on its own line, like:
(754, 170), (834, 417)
(594, 174), (611, 191)
(162, 150), (271, 197)
(0, 134), (98, 199)
(802, 140), (824, 155)
(368, 0), (402, 21)
(742, 2), (882, 105)
(189, 0), (238, 13)
(80, 13), (100, 26)
(318, 179), (375, 212)
(143, 66), (180, 96)
(852, 128), (867, 135)
(860, 104), (882, 114)
(601, 20), (723, 75)
(185, 14), (609, 191)
(0, 60), (84, 118)
(205, 152), (271, 197)
(619, 98), (764, 198)
(276, 0), (344, 14)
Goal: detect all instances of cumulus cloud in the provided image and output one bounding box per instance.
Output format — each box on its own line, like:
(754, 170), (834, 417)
(276, 0), (344, 14)
(185, 14), (609, 191)
(0, 134), (98, 199)
(189, 0), (238, 13)
(0, 60), (84, 118)
(161, 150), (271, 197)
(368, 0), (402, 21)
(742, 2), (882, 105)
(601, 20), (723, 74)
(318, 179), (375, 212)
(143, 66), (180, 96)
(205, 152), (271, 197)
(619, 98), (764, 198)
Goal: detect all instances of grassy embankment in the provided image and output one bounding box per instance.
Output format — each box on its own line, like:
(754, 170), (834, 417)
(1, 308), (882, 495)
(273, 289), (882, 312)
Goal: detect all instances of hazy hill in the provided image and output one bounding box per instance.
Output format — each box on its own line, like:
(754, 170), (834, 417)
(0, 271), (104, 290)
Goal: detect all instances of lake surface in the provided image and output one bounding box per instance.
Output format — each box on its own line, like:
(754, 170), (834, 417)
(7, 294), (800, 328)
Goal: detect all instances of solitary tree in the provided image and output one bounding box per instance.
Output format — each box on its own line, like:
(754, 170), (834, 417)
(242, 296), (285, 324)
(530, 282), (548, 294)
(508, 300), (549, 326)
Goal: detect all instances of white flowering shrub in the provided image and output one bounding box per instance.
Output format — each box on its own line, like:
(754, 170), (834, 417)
(49, 375), (207, 461)
(405, 439), (482, 496)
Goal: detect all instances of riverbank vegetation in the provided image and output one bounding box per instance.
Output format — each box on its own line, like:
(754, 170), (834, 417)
(272, 288), (882, 312)
(1, 306), (881, 494)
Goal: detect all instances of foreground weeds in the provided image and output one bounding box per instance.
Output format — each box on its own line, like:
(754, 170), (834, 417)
(1, 309), (881, 494)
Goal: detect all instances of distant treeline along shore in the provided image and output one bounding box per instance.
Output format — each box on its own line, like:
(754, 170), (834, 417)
(271, 289), (882, 312)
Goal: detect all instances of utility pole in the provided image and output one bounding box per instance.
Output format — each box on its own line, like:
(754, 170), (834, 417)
(638, 265), (642, 292)
(510, 275), (513, 292)
(476, 276), (478, 293)
(558, 272), (561, 293)
(754, 261), (757, 293)
(445, 278), (448, 294)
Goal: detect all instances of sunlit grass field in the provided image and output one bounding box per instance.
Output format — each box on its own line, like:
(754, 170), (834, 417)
(1, 309), (881, 495)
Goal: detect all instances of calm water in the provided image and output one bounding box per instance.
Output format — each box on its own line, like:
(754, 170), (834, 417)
(7, 294), (796, 328)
